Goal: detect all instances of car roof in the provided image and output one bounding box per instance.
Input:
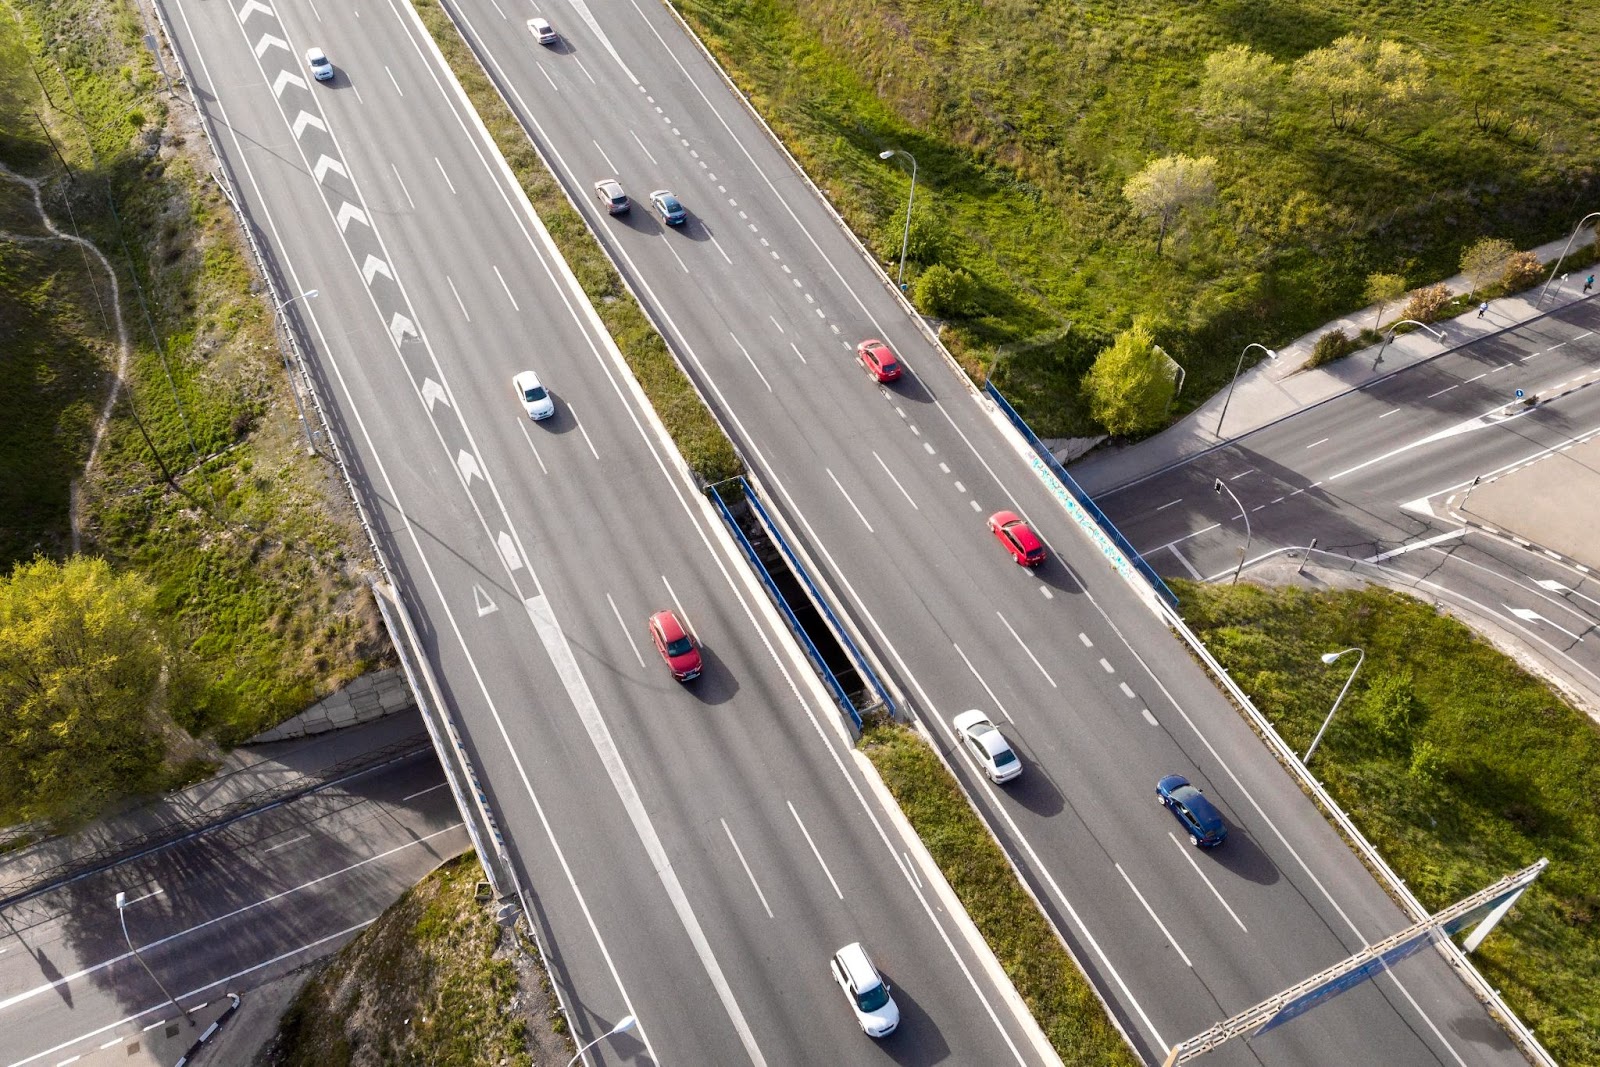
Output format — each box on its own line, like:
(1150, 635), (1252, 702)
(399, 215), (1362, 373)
(1008, 521), (1043, 551)
(514, 369), (542, 387)
(307, 47), (327, 60)
(530, 16), (551, 26)
(650, 610), (685, 640)
(1181, 788), (1224, 829)
(835, 942), (881, 988)
(597, 178), (623, 194)
(974, 728), (1012, 759)
(952, 708), (990, 731)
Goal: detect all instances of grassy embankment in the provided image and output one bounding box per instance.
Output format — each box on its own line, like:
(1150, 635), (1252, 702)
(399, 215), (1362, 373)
(862, 721), (1139, 1066)
(671, 0), (1600, 435)
(269, 852), (569, 1067)
(411, 0), (740, 485)
(1, 0), (380, 821)
(1174, 580), (1600, 1065)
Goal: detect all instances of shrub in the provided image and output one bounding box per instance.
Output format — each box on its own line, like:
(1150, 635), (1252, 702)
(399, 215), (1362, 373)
(1460, 236), (1516, 297)
(913, 263), (976, 317)
(1499, 250), (1544, 292)
(1401, 283), (1453, 323)
(1306, 328), (1358, 368)
(1408, 738), (1446, 784)
(1358, 669), (1417, 749)
(1081, 322), (1176, 436)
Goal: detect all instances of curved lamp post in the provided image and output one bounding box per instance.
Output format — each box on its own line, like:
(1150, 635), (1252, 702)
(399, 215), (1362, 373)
(1537, 211), (1600, 306)
(1372, 319), (1446, 368)
(877, 149), (917, 291)
(566, 1014), (637, 1067)
(115, 892), (195, 1026)
(1305, 648), (1364, 765)
(1215, 342), (1276, 439)
(1212, 478), (1252, 585)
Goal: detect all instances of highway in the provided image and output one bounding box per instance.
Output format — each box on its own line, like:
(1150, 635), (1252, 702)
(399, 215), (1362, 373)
(435, 1), (1535, 1064)
(152, 0), (1048, 1063)
(0, 753), (468, 1067)
(1094, 298), (1600, 701)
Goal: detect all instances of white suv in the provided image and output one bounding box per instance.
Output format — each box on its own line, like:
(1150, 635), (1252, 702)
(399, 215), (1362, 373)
(829, 942), (899, 1038)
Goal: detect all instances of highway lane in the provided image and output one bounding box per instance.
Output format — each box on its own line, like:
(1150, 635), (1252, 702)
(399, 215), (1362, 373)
(157, 0), (1048, 1062)
(0, 754), (468, 1067)
(446, 1), (1530, 1063)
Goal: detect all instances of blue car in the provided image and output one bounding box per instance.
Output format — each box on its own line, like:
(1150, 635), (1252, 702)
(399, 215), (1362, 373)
(649, 190), (687, 226)
(1156, 774), (1227, 848)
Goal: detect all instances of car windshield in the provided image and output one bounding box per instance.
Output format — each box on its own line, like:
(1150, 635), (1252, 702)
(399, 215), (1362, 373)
(524, 385), (547, 402)
(664, 636), (692, 656)
(994, 748), (1018, 767)
(855, 982), (890, 1013)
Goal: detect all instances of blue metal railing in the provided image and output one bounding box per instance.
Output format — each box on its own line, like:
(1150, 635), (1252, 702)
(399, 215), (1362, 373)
(984, 382), (1179, 607)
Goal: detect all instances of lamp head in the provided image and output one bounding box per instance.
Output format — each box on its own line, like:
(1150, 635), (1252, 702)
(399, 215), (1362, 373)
(613, 1014), (638, 1035)
(878, 150), (895, 160)
(1320, 652), (1344, 665)
(115, 891), (127, 908)
(1213, 478), (1224, 494)
(1265, 347), (1278, 359)
(304, 289), (320, 299)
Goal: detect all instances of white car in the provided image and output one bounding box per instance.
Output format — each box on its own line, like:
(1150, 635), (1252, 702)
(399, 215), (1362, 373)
(512, 370), (556, 421)
(593, 178), (630, 215)
(305, 47), (334, 82)
(829, 942), (899, 1038)
(527, 17), (558, 45)
(952, 709), (1022, 783)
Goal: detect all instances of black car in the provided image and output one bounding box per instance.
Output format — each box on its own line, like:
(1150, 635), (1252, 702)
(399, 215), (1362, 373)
(1157, 774), (1227, 847)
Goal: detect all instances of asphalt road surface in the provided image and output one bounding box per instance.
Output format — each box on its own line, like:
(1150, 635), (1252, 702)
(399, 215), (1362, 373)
(155, 1), (1051, 1063)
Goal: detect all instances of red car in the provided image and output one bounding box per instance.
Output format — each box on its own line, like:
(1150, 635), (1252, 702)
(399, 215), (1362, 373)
(648, 610), (702, 681)
(988, 510), (1046, 566)
(856, 339), (902, 383)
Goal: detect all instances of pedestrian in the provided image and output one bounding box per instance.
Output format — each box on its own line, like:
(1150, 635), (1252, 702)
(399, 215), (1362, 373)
(1585, 274), (1595, 294)
(1478, 301), (1489, 318)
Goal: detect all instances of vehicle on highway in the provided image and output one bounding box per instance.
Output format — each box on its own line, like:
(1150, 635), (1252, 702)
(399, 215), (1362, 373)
(305, 47), (334, 82)
(829, 942), (899, 1038)
(1156, 774), (1228, 848)
(594, 178), (630, 215)
(855, 338), (902, 382)
(648, 609), (702, 681)
(650, 190), (687, 226)
(512, 370), (556, 421)
(987, 510), (1045, 566)
(952, 710), (1022, 783)
(527, 17), (559, 45)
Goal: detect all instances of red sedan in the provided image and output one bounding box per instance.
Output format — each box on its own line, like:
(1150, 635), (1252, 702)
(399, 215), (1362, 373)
(648, 610), (702, 681)
(856, 339), (903, 382)
(987, 511), (1046, 566)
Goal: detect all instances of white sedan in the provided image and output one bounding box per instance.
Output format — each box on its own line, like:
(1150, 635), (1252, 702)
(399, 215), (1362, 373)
(512, 370), (556, 421)
(952, 709), (1022, 783)
(305, 47), (334, 82)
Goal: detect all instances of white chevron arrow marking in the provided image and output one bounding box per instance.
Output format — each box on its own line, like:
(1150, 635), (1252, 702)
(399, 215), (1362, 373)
(334, 202), (368, 232)
(313, 155), (347, 183)
(497, 532), (522, 571)
(457, 450), (482, 485)
(254, 34), (288, 58)
(272, 70), (308, 98)
(361, 255), (392, 285)
(421, 378), (450, 411)
(237, 0), (275, 22)
(388, 313), (417, 345)
(291, 111), (326, 139)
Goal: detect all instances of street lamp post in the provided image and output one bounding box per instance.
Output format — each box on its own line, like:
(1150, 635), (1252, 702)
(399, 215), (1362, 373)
(1212, 478), (1252, 586)
(566, 1014), (638, 1067)
(1305, 648), (1364, 765)
(115, 892), (195, 1026)
(877, 149), (917, 291)
(1371, 319), (1445, 369)
(1537, 211), (1600, 306)
(1215, 342), (1276, 439)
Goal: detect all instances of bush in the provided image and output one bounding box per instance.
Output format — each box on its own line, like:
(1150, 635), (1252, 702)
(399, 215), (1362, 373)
(1401, 283), (1454, 324)
(1499, 250), (1544, 292)
(1080, 322), (1176, 436)
(1306, 328), (1358, 368)
(913, 263), (976, 317)
(1408, 738), (1446, 784)
(1358, 669), (1417, 749)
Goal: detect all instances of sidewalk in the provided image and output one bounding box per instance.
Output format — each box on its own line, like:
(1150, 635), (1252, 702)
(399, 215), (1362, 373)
(1070, 230), (1598, 496)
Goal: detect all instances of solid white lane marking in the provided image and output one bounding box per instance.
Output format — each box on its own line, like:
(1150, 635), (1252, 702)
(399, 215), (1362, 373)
(431, 155), (453, 192)
(902, 852), (923, 889)
(445, 275), (470, 320)
(1168, 833), (1247, 932)
(628, 129), (658, 165)
(401, 782), (447, 801)
(261, 833), (309, 854)
(730, 332), (772, 392)
(1116, 863), (1191, 966)
(1166, 543), (1203, 580)
(996, 611), (1057, 688)
(606, 594), (647, 668)
(722, 819), (773, 918)
(492, 265), (520, 310)
(953, 643), (1014, 724)
(788, 801), (843, 899)
(873, 451), (919, 509)
(826, 469), (874, 532)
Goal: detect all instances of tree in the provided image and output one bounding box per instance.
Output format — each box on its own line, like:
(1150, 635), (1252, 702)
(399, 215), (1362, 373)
(0, 556), (168, 826)
(1123, 154), (1218, 255)
(1081, 322), (1176, 436)
(1460, 237), (1516, 298)
(1364, 272), (1407, 327)
(1292, 35), (1429, 131)
(912, 263), (977, 318)
(1198, 44), (1284, 135)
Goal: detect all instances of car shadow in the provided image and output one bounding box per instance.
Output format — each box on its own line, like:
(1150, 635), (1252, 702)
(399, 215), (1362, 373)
(678, 217), (711, 243)
(1031, 555), (1085, 596)
(609, 207), (659, 235)
(1208, 827), (1281, 887)
(875, 364), (937, 407)
(685, 645), (739, 706)
(999, 748), (1065, 817)
(531, 394), (577, 435)
(868, 973), (951, 1064)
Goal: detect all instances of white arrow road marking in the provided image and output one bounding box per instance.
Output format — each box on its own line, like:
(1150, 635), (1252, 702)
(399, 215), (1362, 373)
(291, 110), (326, 139)
(272, 70), (308, 98)
(236, 0), (274, 21)
(1535, 579), (1600, 610)
(1330, 399), (1543, 482)
(473, 585), (498, 617)
(313, 155), (347, 183)
(457, 450), (482, 485)
(1506, 606), (1585, 642)
(420, 378), (450, 411)
(254, 33), (288, 58)
(361, 254), (392, 285)
(335, 201), (368, 231)
(1364, 528), (1466, 563)
(497, 532), (522, 571)
(386, 313), (416, 345)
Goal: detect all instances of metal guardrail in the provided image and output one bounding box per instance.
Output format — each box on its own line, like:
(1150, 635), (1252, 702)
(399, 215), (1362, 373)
(984, 382), (1179, 608)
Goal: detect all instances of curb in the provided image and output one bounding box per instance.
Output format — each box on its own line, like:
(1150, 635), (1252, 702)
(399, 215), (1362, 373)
(174, 992), (241, 1066)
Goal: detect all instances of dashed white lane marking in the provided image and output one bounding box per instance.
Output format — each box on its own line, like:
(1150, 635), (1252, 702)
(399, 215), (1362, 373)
(954, 642), (1015, 724)
(1229, 468), (1255, 480)
(952, 479), (966, 492)
(1306, 438), (1329, 448)
(1169, 833), (1248, 932)
(1156, 498), (1181, 511)
(1427, 384), (1458, 398)
(1120, 682), (1135, 699)
(1039, 586), (1053, 600)
(788, 801), (843, 899)
(996, 611), (1057, 688)
(401, 782), (447, 801)
(707, 234), (733, 264)
(969, 500), (982, 512)
(567, 405), (601, 460)
(492, 265), (520, 311)
(768, 315), (784, 334)
(572, 56), (597, 85)
(1466, 372), (1486, 383)
(729, 332), (772, 392)
(1379, 408), (1401, 418)
(538, 64), (558, 91)
(389, 163), (415, 210)
(1116, 863), (1191, 966)
(789, 343), (807, 365)
(826, 469), (874, 532)
(516, 421), (548, 476)
(902, 852), (923, 889)
(1489, 363), (1510, 373)
(262, 833), (310, 854)
(722, 819), (773, 918)
(1142, 709), (1159, 726)
(873, 451), (919, 509)
(1166, 543), (1204, 580)
(628, 129), (658, 165)
(445, 276), (470, 320)
(432, 155), (454, 193)
(605, 593), (646, 668)
(1078, 632), (1093, 647)
(385, 64), (404, 96)
(1099, 658), (1114, 673)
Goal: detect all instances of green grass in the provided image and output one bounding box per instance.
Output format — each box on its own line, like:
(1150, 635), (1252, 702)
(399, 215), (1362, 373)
(0, 0), (381, 757)
(861, 720), (1138, 1065)
(272, 853), (546, 1067)
(412, 0), (741, 486)
(1173, 581), (1600, 1065)
(670, 0), (1600, 436)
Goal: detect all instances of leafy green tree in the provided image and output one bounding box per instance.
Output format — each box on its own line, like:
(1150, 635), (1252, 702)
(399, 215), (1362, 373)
(1460, 237), (1516, 298)
(1122, 155), (1218, 255)
(1081, 323), (1176, 436)
(0, 556), (168, 826)
(1363, 272), (1407, 327)
(1292, 35), (1429, 131)
(1198, 44), (1284, 135)
(913, 263), (976, 318)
